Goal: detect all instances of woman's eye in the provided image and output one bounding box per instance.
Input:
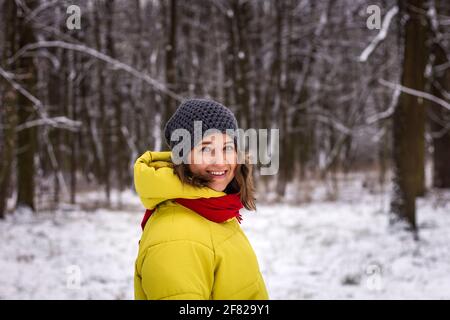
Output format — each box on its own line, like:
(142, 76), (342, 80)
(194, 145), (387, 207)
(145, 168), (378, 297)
(224, 145), (234, 152)
(201, 146), (211, 153)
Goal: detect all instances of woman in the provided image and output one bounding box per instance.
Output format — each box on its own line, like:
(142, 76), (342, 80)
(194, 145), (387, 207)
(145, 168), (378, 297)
(133, 99), (268, 300)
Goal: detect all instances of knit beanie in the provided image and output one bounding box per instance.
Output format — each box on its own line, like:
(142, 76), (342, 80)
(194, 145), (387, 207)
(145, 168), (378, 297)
(164, 99), (239, 160)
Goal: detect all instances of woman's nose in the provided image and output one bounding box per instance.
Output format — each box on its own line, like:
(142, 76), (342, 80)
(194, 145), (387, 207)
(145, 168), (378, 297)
(207, 150), (226, 165)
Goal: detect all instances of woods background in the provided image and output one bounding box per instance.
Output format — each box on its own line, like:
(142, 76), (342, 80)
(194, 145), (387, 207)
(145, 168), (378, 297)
(1, 0), (449, 233)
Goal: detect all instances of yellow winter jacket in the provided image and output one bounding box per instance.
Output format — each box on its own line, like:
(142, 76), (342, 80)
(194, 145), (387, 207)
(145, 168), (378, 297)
(133, 151), (269, 300)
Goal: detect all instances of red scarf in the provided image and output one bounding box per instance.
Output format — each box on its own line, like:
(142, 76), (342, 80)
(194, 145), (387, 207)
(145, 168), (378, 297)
(140, 193), (243, 230)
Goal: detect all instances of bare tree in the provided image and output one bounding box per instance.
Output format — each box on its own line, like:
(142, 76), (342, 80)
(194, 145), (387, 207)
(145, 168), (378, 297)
(15, 0), (38, 212)
(390, 0), (429, 231)
(429, 0), (450, 188)
(0, 0), (18, 218)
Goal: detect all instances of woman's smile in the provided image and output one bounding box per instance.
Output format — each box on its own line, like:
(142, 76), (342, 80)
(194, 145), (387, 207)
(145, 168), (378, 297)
(206, 169), (229, 179)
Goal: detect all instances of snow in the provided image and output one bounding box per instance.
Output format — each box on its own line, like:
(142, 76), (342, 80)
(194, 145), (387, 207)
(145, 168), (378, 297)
(1, 183), (450, 299)
(247, 193), (450, 299)
(0, 207), (141, 299)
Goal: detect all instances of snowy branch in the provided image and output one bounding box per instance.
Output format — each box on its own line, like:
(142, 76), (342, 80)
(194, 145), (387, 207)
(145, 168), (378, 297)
(379, 78), (450, 112)
(366, 84), (401, 124)
(0, 66), (42, 107)
(15, 117), (82, 132)
(0, 65), (81, 131)
(432, 80), (450, 101)
(314, 114), (353, 135)
(428, 108), (450, 138)
(24, 0), (60, 24)
(359, 6), (399, 62)
(7, 41), (184, 102)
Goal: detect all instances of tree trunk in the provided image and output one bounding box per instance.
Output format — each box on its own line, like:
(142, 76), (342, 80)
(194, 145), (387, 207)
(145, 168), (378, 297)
(16, 0), (38, 212)
(231, 0), (252, 129)
(162, 0), (178, 149)
(70, 50), (78, 205)
(0, 0), (18, 218)
(105, 0), (126, 200)
(94, 1), (111, 203)
(430, 2), (450, 189)
(390, 0), (429, 230)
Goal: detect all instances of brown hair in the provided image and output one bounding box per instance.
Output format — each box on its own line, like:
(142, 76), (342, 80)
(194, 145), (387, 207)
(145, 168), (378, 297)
(173, 152), (256, 211)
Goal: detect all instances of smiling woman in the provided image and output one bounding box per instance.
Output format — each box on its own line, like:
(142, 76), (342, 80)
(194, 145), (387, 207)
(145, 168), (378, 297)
(133, 98), (268, 300)
(173, 132), (256, 211)
(179, 133), (238, 191)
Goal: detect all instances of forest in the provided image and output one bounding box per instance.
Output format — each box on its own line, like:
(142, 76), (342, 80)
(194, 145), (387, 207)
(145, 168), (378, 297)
(1, 0), (448, 226)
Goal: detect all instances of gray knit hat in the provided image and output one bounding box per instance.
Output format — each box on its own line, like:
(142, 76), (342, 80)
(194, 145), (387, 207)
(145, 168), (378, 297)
(164, 98), (238, 152)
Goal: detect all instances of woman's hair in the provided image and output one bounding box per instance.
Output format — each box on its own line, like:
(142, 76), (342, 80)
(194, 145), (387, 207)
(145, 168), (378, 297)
(173, 152), (256, 211)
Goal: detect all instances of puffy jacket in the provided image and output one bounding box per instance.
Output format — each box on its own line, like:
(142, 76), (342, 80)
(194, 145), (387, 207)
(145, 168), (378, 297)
(133, 151), (269, 300)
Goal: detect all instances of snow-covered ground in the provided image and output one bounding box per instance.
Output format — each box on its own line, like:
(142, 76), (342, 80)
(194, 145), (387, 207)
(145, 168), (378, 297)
(1, 184), (450, 299)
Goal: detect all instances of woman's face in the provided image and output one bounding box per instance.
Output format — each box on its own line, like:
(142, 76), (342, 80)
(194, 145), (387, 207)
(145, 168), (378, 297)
(188, 133), (237, 192)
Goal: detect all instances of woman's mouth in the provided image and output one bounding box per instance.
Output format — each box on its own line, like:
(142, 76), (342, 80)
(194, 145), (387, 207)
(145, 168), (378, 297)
(206, 170), (228, 179)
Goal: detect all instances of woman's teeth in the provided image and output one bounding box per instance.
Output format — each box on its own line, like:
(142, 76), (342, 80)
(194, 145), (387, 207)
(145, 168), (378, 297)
(208, 171), (226, 176)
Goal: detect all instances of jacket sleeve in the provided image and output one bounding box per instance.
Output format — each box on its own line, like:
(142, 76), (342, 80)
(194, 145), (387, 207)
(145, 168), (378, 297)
(140, 240), (214, 300)
(133, 151), (225, 209)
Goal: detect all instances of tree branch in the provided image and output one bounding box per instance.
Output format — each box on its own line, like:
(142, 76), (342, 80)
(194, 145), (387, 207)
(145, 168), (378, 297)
(7, 40), (184, 101)
(15, 117), (82, 132)
(379, 78), (450, 112)
(366, 84), (401, 124)
(359, 6), (399, 62)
